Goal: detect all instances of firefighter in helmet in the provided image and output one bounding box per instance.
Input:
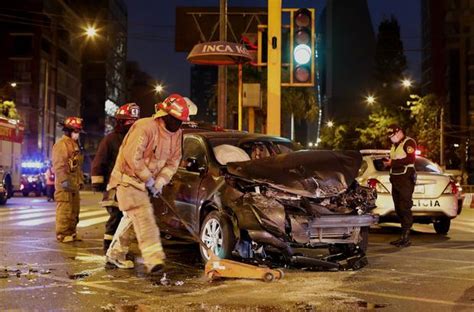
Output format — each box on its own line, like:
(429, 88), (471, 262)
(52, 117), (84, 243)
(384, 124), (417, 248)
(91, 103), (140, 253)
(106, 94), (197, 273)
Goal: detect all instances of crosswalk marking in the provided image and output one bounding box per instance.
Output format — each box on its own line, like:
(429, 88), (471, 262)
(77, 216), (110, 228)
(14, 210), (108, 227)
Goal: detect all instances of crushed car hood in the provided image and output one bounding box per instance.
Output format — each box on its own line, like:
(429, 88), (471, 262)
(227, 150), (362, 198)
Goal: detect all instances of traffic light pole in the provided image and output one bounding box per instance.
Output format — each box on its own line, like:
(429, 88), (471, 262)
(217, 0), (228, 128)
(266, 0), (282, 136)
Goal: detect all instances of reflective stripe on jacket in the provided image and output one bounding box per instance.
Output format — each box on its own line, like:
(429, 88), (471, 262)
(390, 136), (416, 175)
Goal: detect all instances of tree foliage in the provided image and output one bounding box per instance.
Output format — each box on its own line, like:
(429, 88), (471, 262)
(408, 94), (441, 161)
(0, 100), (20, 119)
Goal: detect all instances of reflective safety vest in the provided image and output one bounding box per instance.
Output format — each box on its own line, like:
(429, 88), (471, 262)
(390, 136), (415, 175)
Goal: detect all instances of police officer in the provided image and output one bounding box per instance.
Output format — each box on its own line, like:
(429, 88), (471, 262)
(91, 103), (140, 253)
(52, 117), (84, 243)
(383, 124), (417, 248)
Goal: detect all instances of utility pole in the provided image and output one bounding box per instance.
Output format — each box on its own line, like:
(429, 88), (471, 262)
(217, 0), (227, 128)
(440, 106), (444, 166)
(266, 0), (282, 136)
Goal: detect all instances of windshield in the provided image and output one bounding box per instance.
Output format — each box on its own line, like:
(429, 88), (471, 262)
(373, 156), (442, 173)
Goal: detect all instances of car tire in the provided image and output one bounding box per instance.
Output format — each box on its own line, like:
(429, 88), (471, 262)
(433, 218), (450, 235)
(22, 191), (29, 197)
(199, 210), (235, 263)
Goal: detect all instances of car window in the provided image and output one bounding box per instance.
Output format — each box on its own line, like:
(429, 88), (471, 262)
(180, 137), (207, 168)
(240, 142), (272, 160)
(415, 157), (442, 173)
(274, 142), (299, 154)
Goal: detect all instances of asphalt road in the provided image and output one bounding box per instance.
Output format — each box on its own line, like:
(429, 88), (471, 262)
(0, 192), (473, 311)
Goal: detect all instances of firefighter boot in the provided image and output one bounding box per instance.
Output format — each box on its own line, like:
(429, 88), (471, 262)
(396, 229), (411, 248)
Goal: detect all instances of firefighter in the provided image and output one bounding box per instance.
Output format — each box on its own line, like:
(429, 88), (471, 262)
(106, 94), (197, 273)
(91, 103), (140, 253)
(45, 161), (55, 202)
(383, 124), (417, 248)
(52, 117), (84, 243)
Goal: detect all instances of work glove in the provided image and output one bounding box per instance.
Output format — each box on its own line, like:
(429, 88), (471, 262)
(92, 183), (105, 192)
(146, 178), (161, 198)
(61, 180), (74, 192)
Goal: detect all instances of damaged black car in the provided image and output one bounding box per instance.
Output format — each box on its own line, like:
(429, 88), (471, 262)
(153, 132), (378, 270)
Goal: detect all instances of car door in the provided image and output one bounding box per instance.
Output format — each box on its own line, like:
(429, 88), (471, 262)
(155, 135), (208, 239)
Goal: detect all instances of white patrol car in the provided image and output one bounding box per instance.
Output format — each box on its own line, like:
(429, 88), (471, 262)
(357, 150), (462, 234)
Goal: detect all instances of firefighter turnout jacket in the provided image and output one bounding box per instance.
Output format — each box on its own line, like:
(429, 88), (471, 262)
(52, 135), (83, 191)
(108, 117), (182, 193)
(91, 131), (126, 187)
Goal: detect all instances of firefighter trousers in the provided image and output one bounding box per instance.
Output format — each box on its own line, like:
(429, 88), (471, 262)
(55, 190), (80, 238)
(107, 184), (165, 271)
(390, 169), (416, 231)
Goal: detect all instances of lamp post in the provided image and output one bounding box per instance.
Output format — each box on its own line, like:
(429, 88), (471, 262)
(365, 94), (376, 105)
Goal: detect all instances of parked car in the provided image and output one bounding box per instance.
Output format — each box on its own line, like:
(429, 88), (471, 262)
(358, 151), (461, 234)
(153, 132), (378, 270)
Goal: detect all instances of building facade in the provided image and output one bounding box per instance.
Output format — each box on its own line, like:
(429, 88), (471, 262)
(317, 0), (376, 123)
(422, 0), (474, 179)
(0, 0), (83, 159)
(74, 0), (127, 168)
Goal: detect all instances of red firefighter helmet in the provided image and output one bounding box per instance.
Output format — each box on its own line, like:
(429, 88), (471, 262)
(115, 103), (140, 120)
(61, 117), (84, 132)
(154, 94), (197, 121)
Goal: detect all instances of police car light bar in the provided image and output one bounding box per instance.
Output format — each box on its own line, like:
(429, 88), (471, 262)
(21, 161), (44, 169)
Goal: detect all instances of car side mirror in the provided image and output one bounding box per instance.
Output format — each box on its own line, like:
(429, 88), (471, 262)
(186, 157), (207, 176)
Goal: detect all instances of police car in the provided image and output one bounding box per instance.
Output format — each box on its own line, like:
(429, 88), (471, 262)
(357, 150), (462, 234)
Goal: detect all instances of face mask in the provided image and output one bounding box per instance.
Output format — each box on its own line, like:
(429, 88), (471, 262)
(390, 131), (403, 144)
(163, 115), (183, 133)
(71, 132), (80, 141)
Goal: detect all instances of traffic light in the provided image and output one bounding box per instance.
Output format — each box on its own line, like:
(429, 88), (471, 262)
(291, 8), (315, 86)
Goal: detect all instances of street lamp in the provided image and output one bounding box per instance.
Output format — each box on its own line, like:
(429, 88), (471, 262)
(326, 120), (334, 128)
(154, 84), (164, 94)
(84, 25), (98, 39)
(365, 94), (376, 105)
(10, 82), (17, 88)
(401, 78), (413, 89)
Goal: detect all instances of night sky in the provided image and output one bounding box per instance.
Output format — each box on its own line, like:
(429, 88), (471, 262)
(125, 0), (421, 96)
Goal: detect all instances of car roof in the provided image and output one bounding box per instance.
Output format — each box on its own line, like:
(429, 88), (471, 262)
(186, 131), (293, 143)
(360, 149), (390, 155)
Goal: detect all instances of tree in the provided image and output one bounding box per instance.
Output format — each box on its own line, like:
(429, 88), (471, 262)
(0, 100), (20, 119)
(408, 94), (441, 161)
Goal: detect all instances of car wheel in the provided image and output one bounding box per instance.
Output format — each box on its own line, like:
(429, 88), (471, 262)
(22, 191), (29, 197)
(0, 194), (7, 205)
(199, 211), (235, 263)
(433, 218), (451, 235)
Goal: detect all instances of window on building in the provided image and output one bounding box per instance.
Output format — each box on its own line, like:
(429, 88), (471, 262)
(58, 49), (68, 65)
(13, 60), (32, 82)
(56, 94), (67, 108)
(11, 35), (33, 56)
(58, 29), (70, 43)
(41, 38), (51, 53)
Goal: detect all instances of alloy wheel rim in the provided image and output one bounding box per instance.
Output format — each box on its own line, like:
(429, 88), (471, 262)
(201, 218), (223, 260)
